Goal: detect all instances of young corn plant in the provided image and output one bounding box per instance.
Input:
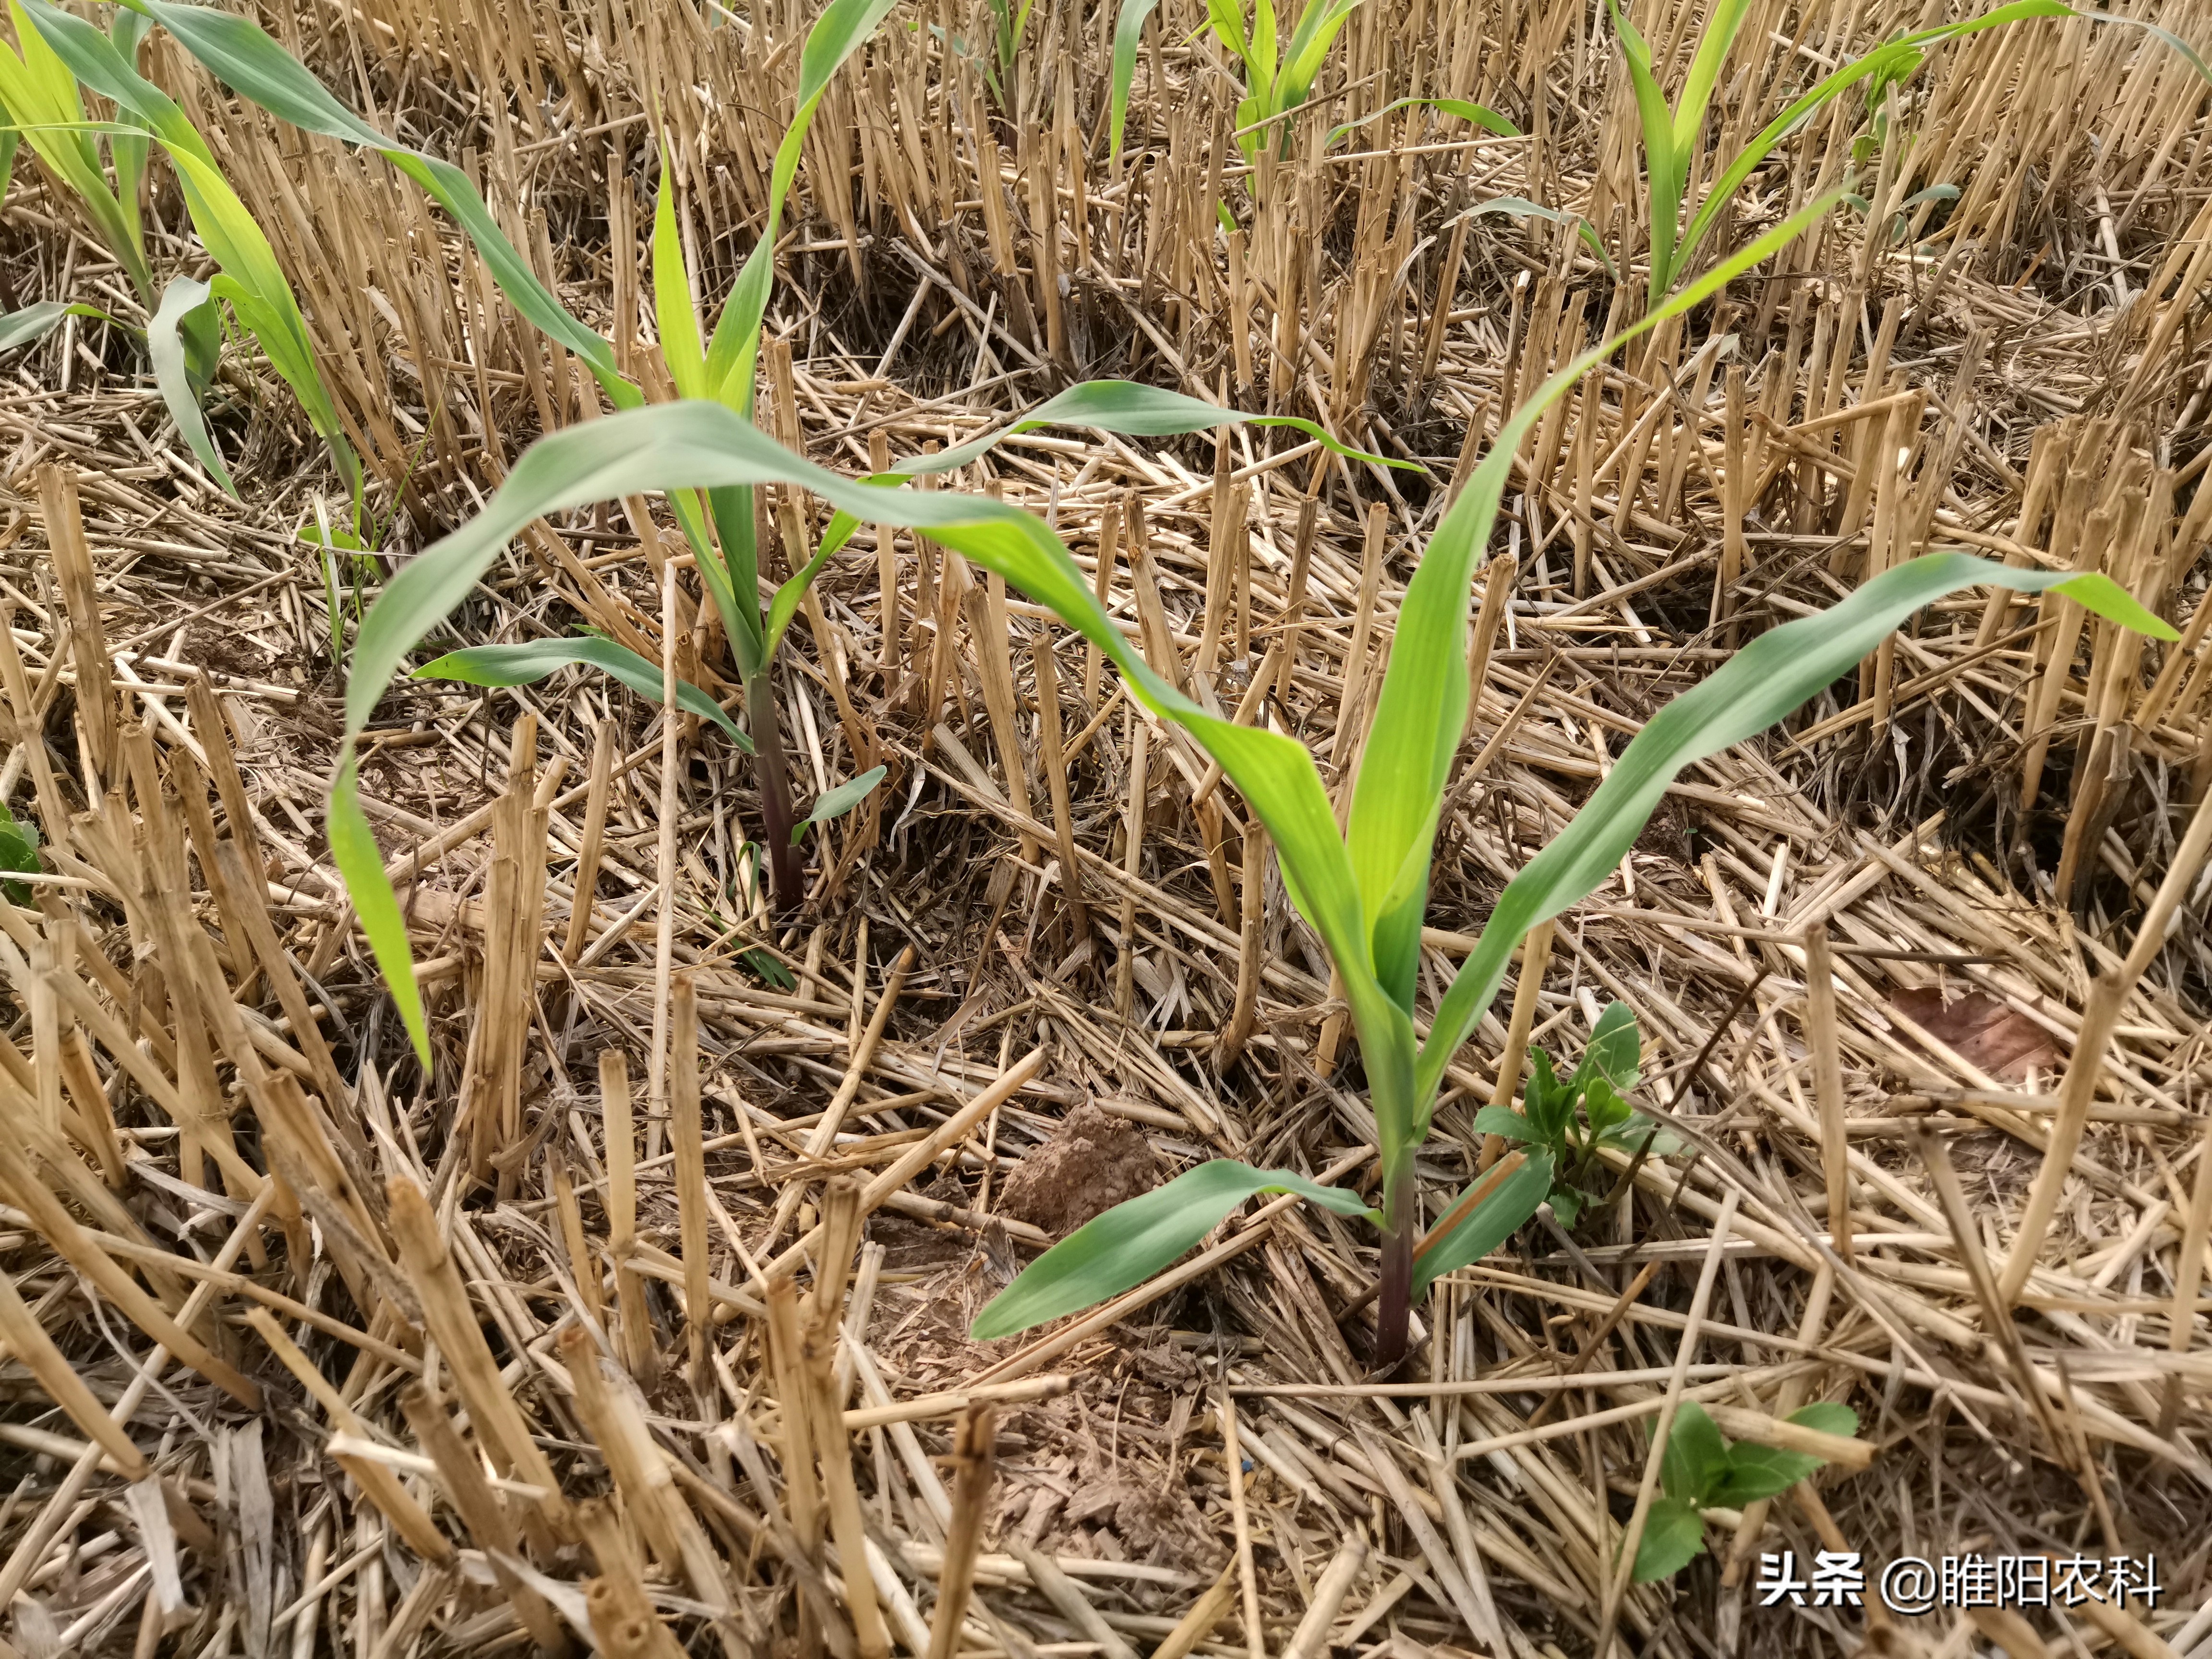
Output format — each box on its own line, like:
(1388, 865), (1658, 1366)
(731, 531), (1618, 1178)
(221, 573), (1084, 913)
(1204, 0), (1374, 159)
(1636, 1402), (1861, 1581)
(21, 0), (358, 510)
(118, 0), (1399, 1060)
(324, 189), (2172, 1351)
(1609, 0), (2207, 308)
(957, 209), (2171, 1362)
(0, 0), (153, 305)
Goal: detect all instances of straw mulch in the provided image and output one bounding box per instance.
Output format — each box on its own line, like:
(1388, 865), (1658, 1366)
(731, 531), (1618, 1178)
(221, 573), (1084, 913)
(0, 0), (2209, 1656)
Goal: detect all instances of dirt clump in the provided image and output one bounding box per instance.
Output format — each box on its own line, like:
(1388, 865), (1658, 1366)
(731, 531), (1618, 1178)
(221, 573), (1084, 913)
(997, 1103), (1162, 1237)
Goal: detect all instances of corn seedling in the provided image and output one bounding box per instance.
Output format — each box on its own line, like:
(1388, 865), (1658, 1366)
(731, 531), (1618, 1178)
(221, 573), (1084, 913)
(1608, 0), (2207, 307)
(1635, 1402), (1861, 1581)
(0, 0), (153, 305)
(322, 181), (2172, 1359)
(1204, 0), (1374, 159)
(979, 0), (1036, 108)
(959, 204), (2171, 1363)
(22, 0), (357, 509)
(1472, 1003), (1677, 1228)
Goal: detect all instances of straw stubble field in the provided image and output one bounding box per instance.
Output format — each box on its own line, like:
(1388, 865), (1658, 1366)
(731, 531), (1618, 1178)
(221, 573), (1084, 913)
(0, 0), (2210, 1655)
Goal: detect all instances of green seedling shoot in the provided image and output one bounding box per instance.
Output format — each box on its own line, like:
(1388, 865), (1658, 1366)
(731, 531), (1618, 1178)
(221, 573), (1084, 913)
(313, 171), (2173, 1357)
(1473, 1002), (1679, 1229)
(1636, 1402), (1862, 1581)
(1606, 0), (2207, 307)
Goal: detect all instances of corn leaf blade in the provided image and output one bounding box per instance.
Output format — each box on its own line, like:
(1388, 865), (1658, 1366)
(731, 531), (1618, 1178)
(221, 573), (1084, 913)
(1413, 554), (2174, 1112)
(795, 765), (886, 844)
(148, 276), (235, 496)
(1409, 1149), (1552, 1295)
(1325, 95), (1518, 150)
(116, 0), (640, 408)
(1108, 0), (1163, 164)
(412, 637), (750, 748)
(971, 1161), (1380, 1340)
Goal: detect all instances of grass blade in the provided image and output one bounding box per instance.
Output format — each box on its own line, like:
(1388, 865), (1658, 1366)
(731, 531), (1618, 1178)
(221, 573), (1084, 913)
(1410, 1149), (1553, 1294)
(795, 765), (886, 844)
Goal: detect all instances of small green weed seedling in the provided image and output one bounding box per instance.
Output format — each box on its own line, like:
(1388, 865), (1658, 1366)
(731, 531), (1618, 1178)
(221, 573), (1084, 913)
(1472, 1002), (1679, 1229)
(0, 800), (40, 905)
(1636, 1402), (1861, 1581)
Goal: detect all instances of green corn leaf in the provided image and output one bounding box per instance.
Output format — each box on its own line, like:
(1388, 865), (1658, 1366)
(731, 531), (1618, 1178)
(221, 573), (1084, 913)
(766, 379), (1405, 669)
(2077, 9), (2212, 83)
(327, 754), (427, 1059)
(111, 0), (639, 409)
(1410, 1147), (1552, 1294)
(794, 765), (886, 844)
(1205, 0), (1250, 63)
(149, 277), (235, 496)
(1277, 0), (1366, 112)
(971, 1160), (1379, 1340)
(1670, 0), (1757, 160)
(17, 0), (360, 499)
(333, 396), (1412, 1102)
(1659, 1401), (1730, 1505)
(1108, 0), (1163, 164)
(1349, 206), (1843, 1070)
(1249, 0), (1279, 100)
(1674, 0), (2079, 288)
(1464, 197), (1616, 278)
(1712, 1443), (1827, 1506)
(1394, 194), (2167, 1121)
(411, 637), (751, 749)
(1632, 1496), (1707, 1582)
(652, 148), (706, 402)
(1604, 0), (1680, 300)
(1324, 95), (1518, 150)
(700, 0), (896, 411)
(0, 300), (105, 352)
(105, 7), (152, 277)
(0, 0), (153, 304)
(1413, 551), (2174, 1114)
